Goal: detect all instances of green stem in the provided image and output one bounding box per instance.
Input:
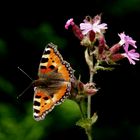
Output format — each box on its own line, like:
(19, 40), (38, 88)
(87, 70), (94, 118)
(86, 128), (92, 140)
(86, 70), (94, 140)
(87, 134), (92, 140)
(84, 48), (97, 140)
(87, 95), (91, 119)
(79, 99), (87, 118)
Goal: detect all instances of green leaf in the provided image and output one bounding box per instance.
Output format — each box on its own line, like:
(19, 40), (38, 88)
(96, 66), (115, 71)
(91, 113), (98, 124)
(76, 118), (92, 129)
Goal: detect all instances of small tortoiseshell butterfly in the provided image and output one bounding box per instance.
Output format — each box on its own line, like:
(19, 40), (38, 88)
(32, 42), (74, 121)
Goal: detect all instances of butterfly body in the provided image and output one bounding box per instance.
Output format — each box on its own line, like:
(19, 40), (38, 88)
(33, 43), (74, 121)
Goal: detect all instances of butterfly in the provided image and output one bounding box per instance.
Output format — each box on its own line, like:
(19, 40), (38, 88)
(32, 42), (74, 121)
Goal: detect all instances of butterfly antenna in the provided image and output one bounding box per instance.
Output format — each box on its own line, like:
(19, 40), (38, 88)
(17, 66), (33, 99)
(17, 82), (33, 99)
(18, 66), (33, 81)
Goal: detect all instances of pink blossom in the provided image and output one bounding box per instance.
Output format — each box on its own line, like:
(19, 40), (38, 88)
(65, 18), (74, 29)
(122, 49), (140, 65)
(118, 32), (139, 64)
(118, 32), (137, 51)
(80, 18), (107, 35)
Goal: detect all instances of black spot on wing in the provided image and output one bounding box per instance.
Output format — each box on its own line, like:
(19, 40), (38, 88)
(41, 58), (49, 63)
(34, 101), (41, 106)
(40, 66), (47, 69)
(34, 115), (38, 118)
(49, 65), (55, 70)
(35, 95), (41, 98)
(34, 109), (40, 113)
(43, 97), (49, 100)
(44, 50), (51, 55)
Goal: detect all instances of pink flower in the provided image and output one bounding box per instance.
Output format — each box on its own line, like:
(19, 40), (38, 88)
(118, 32), (137, 51)
(80, 17), (107, 35)
(122, 49), (140, 65)
(118, 32), (139, 64)
(65, 18), (74, 29)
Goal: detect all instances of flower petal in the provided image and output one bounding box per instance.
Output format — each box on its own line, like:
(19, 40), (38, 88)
(118, 32), (137, 49)
(122, 49), (140, 65)
(80, 23), (92, 35)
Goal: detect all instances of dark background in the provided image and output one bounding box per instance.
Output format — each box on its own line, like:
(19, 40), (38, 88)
(0, 1), (140, 140)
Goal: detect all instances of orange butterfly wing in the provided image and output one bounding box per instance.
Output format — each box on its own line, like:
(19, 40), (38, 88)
(33, 43), (74, 121)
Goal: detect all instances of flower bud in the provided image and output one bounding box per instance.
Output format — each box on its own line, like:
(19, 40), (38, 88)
(83, 83), (98, 95)
(72, 24), (84, 40)
(110, 53), (125, 62)
(109, 43), (121, 54)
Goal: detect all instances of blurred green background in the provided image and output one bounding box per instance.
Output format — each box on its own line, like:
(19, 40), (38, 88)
(0, 0), (140, 140)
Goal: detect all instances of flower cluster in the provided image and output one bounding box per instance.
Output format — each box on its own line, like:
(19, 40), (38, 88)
(65, 14), (140, 140)
(65, 15), (140, 65)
